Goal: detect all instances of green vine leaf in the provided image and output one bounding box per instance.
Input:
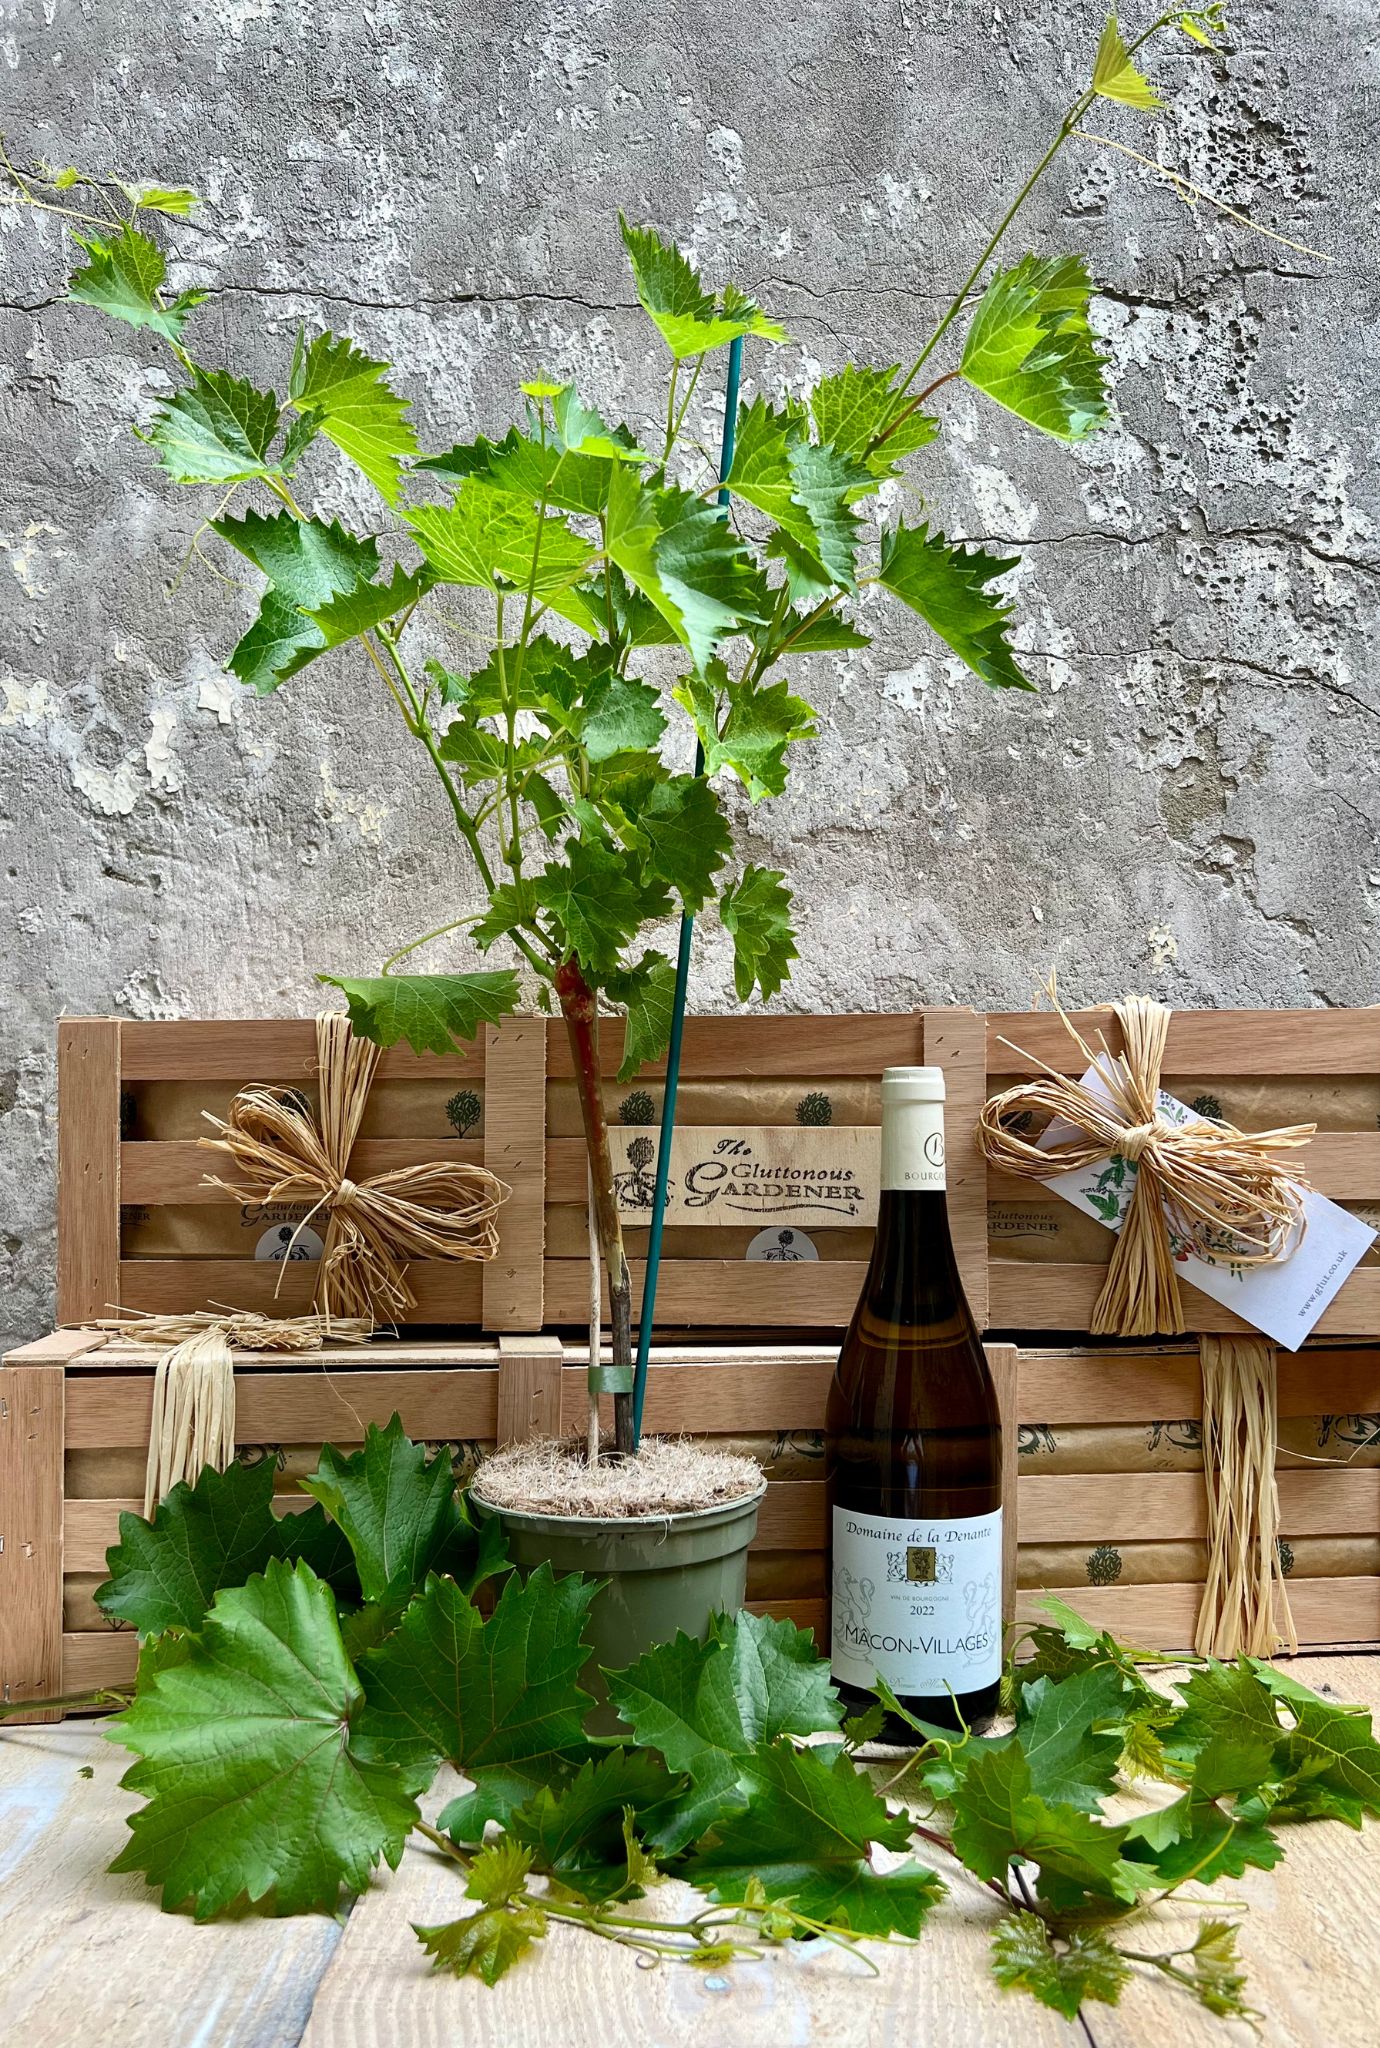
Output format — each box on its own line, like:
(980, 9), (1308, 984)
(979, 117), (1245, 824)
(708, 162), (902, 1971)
(990, 1911), (1130, 2020)
(318, 970), (521, 1055)
(109, 1559), (426, 1917)
(949, 1742), (1142, 1909)
(1015, 1666), (1133, 1811)
(606, 467), (771, 671)
(605, 950), (678, 1079)
(358, 1564), (599, 1778)
(674, 666), (817, 801)
(959, 253), (1109, 442)
(508, 1750), (681, 1902)
(66, 223), (205, 340)
(408, 480), (594, 598)
(414, 1900), (549, 1984)
(726, 397), (868, 588)
(307, 563), (436, 648)
(876, 522), (1031, 692)
(300, 1417), (506, 1612)
(534, 835), (655, 977)
(1091, 15), (1164, 110)
(211, 508), (381, 694)
(619, 217), (787, 359)
(146, 368), (281, 484)
(288, 328), (419, 504)
(96, 1456), (359, 1637)
(808, 362), (939, 477)
(719, 864), (797, 1003)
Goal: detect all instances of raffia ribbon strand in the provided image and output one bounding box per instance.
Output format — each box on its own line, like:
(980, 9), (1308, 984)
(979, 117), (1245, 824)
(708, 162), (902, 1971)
(199, 1012), (509, 1324)
(975, 990), (1315, 1337)
(1196, 1335), (1297, 1658)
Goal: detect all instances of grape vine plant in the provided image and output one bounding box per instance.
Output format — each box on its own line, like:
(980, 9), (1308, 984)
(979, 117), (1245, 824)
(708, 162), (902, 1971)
(4, 8), (1271, 1449)
(11, 1423), (1377, 2024)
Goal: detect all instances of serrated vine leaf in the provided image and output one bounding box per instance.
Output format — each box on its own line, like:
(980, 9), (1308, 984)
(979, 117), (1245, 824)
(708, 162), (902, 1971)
(990, 1911), (1130, 2019)
(1121, 1793), (1281, 1886)
(534, 836), (653, 976)
(409, 481), (594, 596)
(808, 362), (939, 477)
(212, 509), (381, 694)
(131, 185), (200, 217)
(108, 1559), (425, 1918)
(580, 673), (667, 761)
(727, 398), (868, 587)
(300, 1417), (505, 1611)
(960, 253), (1109, 441)
(949, 1742), (1141, 1908)
(96, 1457), (359, 1637)
(606, 950), (678, 1079)
(147, 369), (281, 484)
(877, 521), (1031, 691)
(318, 970), (520, 1054)
(358, 1565), (598, 1775)
(289, 328), (419, 504)
(1016, 1667), (1130, 1811)
(636, 773), (732, 911)
(719, 864), (797, 1002)
(67, 223), (205, 341)
(508, 1750), (680, 1901)
(307, 562), (435, 647)
(415, 1901), (548, 1984)
(1091, 15), (1163, 109)
(619, 217), (786, 359)
(606, 467), (769, 671)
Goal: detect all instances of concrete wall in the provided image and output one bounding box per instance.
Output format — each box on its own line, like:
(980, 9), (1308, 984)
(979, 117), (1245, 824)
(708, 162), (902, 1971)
(1, 1), (1375, 1343)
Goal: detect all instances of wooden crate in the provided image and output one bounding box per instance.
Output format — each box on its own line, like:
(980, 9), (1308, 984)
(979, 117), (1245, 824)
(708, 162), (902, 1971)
(1014, 1340), (1380, 1652)
(58, 1008), (989, 1336)
(0, 1324), (1020, 1720)
(982, 1007), (1380, 1336)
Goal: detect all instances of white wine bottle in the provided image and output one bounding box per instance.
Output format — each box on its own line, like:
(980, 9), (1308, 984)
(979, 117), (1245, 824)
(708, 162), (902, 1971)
(825, 1065), (1002, 1737)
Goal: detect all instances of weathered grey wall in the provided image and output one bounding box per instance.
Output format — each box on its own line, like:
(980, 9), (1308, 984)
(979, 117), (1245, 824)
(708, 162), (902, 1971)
(1, 0), (1376, 1343)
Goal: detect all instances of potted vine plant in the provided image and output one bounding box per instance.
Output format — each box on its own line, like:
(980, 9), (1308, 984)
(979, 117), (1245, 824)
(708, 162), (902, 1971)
(5, 5), (1295, 1669)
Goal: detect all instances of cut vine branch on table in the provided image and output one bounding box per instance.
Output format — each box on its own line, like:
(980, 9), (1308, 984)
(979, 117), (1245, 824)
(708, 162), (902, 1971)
(11, 1431), (1377, 2022)
(0, 4), (1310, 1454)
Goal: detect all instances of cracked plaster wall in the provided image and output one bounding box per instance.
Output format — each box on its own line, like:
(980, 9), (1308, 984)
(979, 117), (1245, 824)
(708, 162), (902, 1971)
(1, 0), (1377, 1343)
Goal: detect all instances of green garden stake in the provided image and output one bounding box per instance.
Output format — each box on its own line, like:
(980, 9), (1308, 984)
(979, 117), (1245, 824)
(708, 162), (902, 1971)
(631, 335), (744, 1446)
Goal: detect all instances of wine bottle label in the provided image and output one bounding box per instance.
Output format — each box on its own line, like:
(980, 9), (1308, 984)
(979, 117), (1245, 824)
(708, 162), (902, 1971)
(881, 1099), (946, 1192)
(830, 1505), (1002, 1698)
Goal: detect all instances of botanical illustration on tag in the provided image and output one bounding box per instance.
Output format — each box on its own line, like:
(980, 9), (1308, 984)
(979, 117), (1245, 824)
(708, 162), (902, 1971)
(1043, 1065), (1375, 1348)
(609, 1124), (879, 1227)
(745, 1224), (820, 1261)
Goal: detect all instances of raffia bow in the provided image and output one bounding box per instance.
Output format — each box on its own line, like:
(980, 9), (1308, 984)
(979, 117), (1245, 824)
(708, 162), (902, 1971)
(976, 991), (1315, 1336)
(199, 1012), (509, 1324)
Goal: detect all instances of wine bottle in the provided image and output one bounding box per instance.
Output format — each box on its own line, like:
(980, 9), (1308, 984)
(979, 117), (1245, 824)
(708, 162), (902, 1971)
(825, 1065), (1003, 1737)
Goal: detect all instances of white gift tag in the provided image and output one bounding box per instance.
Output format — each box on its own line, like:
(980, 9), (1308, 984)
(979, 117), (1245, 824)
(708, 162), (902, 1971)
(1038, 1064), (1375, 1350)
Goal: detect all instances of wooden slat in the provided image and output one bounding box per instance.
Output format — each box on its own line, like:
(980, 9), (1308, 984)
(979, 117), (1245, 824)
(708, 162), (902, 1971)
(495, 1336), (564, 1446)
(1016, 1342), (1380, 1423)
(62, 1630), (137, 1690)
(482, 1018), (546, 1331)
(564, 1356), (833, 1435)
(990, 1261), (1380, 1337)
(65, 1368), (502, 1450)
(750, 1596), (826, 1635)
(0, 1367), (65, 1722)
(988, 1007), (1380, 1077)
(544, 1257), (868, 1326)
(115, 1258), (485, 1320)
(116, 1017), (489, 1081)
(1014, 1576), (1380, 1652)
(120, 1136), (486, 1205)
(57, 1018), (122, 1324)
(62, 1337), (502, 1374)
(988, 1130), (1380, 1206)
(1018, 1466), (1380, 1544)
(3, 1330), (110, 1367)
(924, 1008), (989, 1326)
(546, 1011), (926, 1080)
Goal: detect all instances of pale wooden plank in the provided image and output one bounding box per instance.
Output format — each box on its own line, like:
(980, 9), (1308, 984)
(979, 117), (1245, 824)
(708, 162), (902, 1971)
(988, 1130), (1380, 1204)
(120, 1135), (486, 1204)
(2, 1330), (109, 1367)
(0, 1368), (64, 1723)
(1089, 1653), (1380, 2048)
(63, 1337), (503, 1374)
(0, 1724), (342, 2042)
(117, 1016), (489, 1080)
(1017, 1344), (1380, 1424)
(546, 1010), (927, 1080)
(482, 1018), (546, 1331)
(1018, 1467), (1380, 1543)
(298, 1769), (1078, 2048)
(1014, 1579), (1380, 1653)
(495, 1336), (564, 1447)
(57, 1018), (122, 1325)
(987, 1008), (1380, 1076)
(544, 1256), (869, 1326)
(115, 1257), (485, 1320)
(925, 1008), (989, 1326)
(990, 1262), (1380, 1336)
(65, 1368), (502, 1451)
(62, 1630), (137, 1690)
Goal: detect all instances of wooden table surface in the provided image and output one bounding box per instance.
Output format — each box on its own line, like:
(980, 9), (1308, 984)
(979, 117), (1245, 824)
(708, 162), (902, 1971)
(2, 1655), (1377, 2048)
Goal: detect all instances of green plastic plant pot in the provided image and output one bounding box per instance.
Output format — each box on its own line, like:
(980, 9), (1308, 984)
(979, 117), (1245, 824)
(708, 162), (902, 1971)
(474, 1481), (766, 1732)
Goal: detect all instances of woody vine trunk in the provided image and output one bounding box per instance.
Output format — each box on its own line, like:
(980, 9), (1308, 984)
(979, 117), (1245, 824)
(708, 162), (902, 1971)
(555, 957), (636, 1455)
